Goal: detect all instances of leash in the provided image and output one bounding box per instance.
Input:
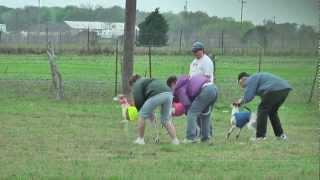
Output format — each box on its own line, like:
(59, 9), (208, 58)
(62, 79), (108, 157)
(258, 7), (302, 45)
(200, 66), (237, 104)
(242, 106), (251, 112)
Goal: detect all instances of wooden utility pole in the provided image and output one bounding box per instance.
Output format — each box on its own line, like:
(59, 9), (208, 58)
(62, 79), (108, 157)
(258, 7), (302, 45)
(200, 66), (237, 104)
(240, 0), (246, 24)
(38, 0), (41, 43)
(122, 0), (137, 95)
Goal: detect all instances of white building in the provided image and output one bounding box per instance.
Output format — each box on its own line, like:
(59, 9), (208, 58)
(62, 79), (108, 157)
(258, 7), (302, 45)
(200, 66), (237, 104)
(64, 21), (139, 39)
(0, 24), (6, 32)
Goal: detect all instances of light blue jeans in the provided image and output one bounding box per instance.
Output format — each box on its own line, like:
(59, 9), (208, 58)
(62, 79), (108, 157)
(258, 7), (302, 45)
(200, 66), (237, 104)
(139, 92), (173, 124)
(186, 85), (218, 140)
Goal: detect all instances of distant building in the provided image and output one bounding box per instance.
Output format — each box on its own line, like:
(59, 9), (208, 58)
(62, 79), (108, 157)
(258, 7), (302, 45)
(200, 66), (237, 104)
(0, 24), (6, 32)
(64, 21), (139, 39)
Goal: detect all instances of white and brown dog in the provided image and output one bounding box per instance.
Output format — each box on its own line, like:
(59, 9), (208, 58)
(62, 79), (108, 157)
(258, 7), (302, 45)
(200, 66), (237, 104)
(114, 94), (160, 143)
(114, 94), (132, 123)
(226, 103), (257, 139)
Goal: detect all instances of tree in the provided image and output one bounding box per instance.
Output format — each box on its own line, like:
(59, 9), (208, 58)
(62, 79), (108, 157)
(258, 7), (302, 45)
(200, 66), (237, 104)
(122, 0), (136, 95)
(242, 26), (273, 49)
(138, 8), (168, 46)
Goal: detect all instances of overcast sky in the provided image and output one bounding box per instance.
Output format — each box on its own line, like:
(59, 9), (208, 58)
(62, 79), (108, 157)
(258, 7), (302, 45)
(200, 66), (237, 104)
(0, 0), (318, 27)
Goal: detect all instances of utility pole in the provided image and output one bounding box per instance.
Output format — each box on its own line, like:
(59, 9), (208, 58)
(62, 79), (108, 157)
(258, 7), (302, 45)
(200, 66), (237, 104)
(240, 0), (246, 24)
(184, 0), (188, 12)
(273, 16), (276, 24)
(122, 0), (137, 95)
(38, 0), (41, 43)
(180, 0), (188, 53)
(15, 11), (18, 32)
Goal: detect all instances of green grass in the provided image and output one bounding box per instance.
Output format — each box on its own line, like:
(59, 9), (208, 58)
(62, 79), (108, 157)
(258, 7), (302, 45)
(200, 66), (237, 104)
(0, 54), (318, 179)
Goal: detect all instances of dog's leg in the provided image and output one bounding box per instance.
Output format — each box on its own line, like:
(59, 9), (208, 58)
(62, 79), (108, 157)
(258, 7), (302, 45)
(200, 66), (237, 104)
(236, 128), (242, 139)
(226, 126), (236, 139)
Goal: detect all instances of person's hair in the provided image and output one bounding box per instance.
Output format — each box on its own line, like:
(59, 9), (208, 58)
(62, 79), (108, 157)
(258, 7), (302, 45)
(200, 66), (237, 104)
(167, 76), (177, 87)
(238, 72), (250, 82)
(129, 74), (141, 86)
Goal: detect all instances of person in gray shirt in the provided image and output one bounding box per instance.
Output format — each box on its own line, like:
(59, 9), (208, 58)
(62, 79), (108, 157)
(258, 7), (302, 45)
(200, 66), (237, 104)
(235, 72), (292, 141)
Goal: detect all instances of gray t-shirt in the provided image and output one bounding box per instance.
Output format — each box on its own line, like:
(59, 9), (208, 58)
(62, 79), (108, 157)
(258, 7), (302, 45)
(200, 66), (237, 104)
(189, 54), (214, 83)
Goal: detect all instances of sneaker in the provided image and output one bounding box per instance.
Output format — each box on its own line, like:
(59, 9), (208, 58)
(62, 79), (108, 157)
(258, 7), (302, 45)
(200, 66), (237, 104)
(134, 137), (145, 145)
(250, 136), (266, 142)
(182, 138), (200, 144)
(171, 138), (180, 145)
(276, 134), (288, 141)
(201, 137), (211, 143)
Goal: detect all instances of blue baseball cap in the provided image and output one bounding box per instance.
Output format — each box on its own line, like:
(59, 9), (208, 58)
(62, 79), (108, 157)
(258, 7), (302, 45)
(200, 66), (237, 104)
(192, 41), (204, 52)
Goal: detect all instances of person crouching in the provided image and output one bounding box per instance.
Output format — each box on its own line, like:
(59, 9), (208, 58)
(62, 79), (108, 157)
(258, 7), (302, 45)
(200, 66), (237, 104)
(167, 75), (218, 143)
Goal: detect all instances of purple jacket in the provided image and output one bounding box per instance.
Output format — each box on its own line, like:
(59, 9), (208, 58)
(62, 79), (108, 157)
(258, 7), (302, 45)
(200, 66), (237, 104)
(173, 75), (209, 112)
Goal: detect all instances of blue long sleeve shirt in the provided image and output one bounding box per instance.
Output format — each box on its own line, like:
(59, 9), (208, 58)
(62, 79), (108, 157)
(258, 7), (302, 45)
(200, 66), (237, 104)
(242, 72), (292, 104)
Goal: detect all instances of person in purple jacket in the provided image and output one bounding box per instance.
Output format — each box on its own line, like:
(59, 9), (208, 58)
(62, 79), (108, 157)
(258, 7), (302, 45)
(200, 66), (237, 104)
(167, 74), (218, 143)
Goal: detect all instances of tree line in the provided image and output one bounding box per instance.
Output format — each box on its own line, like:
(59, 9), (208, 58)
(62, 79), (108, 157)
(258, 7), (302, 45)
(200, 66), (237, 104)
(0, 5), (317, 50)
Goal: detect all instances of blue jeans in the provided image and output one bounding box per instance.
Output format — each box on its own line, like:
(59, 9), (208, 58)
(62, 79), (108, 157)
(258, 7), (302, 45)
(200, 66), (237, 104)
(186, 85), (218, 140)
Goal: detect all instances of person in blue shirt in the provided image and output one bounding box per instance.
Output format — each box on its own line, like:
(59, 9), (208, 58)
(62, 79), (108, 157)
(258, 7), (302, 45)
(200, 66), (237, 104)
(235, 72), (292, 141)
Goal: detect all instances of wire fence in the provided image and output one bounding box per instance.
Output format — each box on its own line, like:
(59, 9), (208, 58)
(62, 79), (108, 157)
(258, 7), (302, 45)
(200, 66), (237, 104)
(0, 54), (318, 105)
(0, 29), (317, 56)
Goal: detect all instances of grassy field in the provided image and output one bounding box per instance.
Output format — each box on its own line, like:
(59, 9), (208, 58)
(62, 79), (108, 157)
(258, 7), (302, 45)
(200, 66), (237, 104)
(0, 54), (318, 179)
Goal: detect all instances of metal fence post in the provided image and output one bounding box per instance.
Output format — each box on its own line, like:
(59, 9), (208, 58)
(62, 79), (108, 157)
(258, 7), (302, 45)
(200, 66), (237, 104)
(258, 47), (262, 72)
(114, 38), (119, 96)
(148, 45), (152, 78)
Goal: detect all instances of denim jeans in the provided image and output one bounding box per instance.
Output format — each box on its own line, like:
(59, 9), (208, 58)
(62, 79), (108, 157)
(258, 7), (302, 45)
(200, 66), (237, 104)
(186, 85), (218, 140)
(139, 92), (173, 124)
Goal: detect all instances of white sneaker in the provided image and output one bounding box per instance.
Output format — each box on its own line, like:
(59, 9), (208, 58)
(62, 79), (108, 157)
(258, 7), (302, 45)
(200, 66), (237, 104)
(276, 134), (288, 141)
(134, 137), (145, 145)
(182, 138), (200, 144)
(171, 138), (180, 145)
(250, 137), (266, 142)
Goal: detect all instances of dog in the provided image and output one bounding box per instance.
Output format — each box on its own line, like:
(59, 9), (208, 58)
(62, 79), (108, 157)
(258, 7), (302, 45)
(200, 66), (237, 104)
(114, 94), (160, 143)
(114, 94), (132, 123)
(226, 103), (257, 139)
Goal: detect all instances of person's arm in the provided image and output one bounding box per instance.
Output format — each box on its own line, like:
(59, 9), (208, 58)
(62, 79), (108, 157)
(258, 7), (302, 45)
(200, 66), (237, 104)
(132, 84), (145, 110)
(241, 76), (259, 104)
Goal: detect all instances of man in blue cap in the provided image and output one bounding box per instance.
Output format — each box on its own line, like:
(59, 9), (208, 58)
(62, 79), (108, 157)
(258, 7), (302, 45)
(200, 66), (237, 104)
(184, 41), (216, 143)
(190, 41), (214, 82)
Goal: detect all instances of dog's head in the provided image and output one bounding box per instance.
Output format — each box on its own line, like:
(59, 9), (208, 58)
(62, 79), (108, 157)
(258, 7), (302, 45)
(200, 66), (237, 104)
(115, 94), (129, 105)
(231, 103), (240, 115)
